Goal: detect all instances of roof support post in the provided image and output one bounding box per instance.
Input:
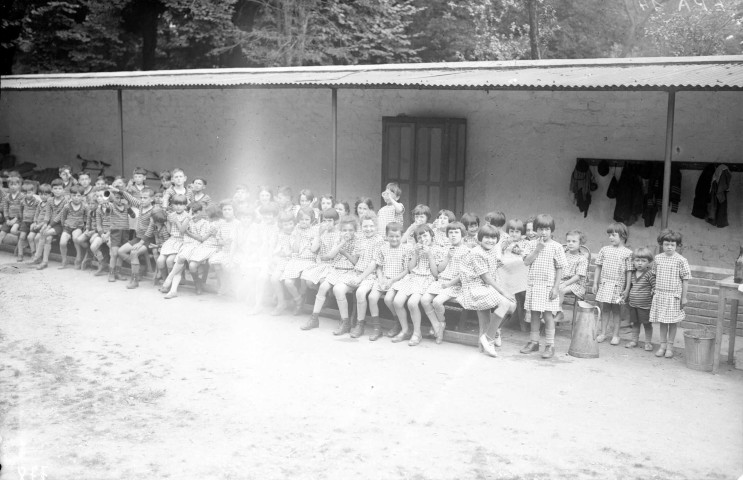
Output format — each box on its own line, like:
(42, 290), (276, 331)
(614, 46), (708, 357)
(661, 90), (675, 229)
(331, 88), (338, 199)
(118, 89), (125, 176)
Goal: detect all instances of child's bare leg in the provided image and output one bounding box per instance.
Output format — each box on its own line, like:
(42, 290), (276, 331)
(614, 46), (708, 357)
(665, 323), (678, 358)
(392, 292), (410, 340)
(626, 307), (640, 348)
(383, 289), (401, 337)
(520, 311), (542, 354)
(311, 281), (331, 314)
(72, 231), (86, 266)
(542, 311), (556, 358)
(598, 302), (611, 342)
(609, 304), (621, 345)
(420, 292), (436, 325)
(407, 294), (423, 344)
(27, 232), (37, 256)
(17, 232), (28, 261)
(333, 283), (352, 321)
(356, 284), (372, 322)
(248, 272), (269, 314)
(163, 258), (185, 290)
(189, 261), (204, 294)
(58, 231), (71, 268)
(656, 323), (670, 357)
(270, 271), (288, 314)
(643, 322), (654, 347)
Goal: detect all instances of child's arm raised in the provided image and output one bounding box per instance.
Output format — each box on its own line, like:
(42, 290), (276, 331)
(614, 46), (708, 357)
(422, 245), (440, 280)
(388, 194), (404, 214)
(119, 189), (143, 209)
(523, 241), (544, 266)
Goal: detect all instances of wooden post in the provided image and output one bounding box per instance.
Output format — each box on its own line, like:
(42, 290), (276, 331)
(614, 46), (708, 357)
(331, 88), (338, 200)
(661, 90), (675, 229)
(118, 89), (125, 176)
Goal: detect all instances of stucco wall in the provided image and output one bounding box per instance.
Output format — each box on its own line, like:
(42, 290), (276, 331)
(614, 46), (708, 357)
(336, 89), (743, 268)
(1, 86), (741, 267)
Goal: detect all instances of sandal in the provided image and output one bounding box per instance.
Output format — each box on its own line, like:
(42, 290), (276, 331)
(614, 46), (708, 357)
(596, 334), (606, 343)
(644, 342), (654, 352)
(625, 341), (637, 348)
(664, 347), (674, 359)
(435, 322), (446, 345)
(408, 334), (421, 347)
(610, 336), (620, 346)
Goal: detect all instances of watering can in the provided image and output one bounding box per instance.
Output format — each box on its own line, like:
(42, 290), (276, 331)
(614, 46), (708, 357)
(568, 301), (601, 359)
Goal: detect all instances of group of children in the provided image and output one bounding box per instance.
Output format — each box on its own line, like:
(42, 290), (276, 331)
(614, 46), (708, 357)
(1, 168), (691, 360)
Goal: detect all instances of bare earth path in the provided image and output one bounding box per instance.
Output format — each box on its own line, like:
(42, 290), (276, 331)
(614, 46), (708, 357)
(1, 252), (742, 480)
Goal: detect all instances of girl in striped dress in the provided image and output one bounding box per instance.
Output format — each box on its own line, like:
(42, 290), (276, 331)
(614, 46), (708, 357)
(301, 215), (357, 333)
(157, 194), (190, 275)
(348, 212), (386, 338)
(282, 207), (318, 315)
(650, 229), (691, 359)
(520, 214), (568, 359)
(592, 222), (633, 346)
(390, 224), (445, 346)
(459, 224), (516, 358)
(556, 230), (589, 323)
(421, 221), (469, 344)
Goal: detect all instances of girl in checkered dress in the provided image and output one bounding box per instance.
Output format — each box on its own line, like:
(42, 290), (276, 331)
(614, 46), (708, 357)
(336, 213), (385, 338)
(556, 230), (589, 323)
(269, 211), (297, 315)
(282, 207), (318, 315)
(162, 201), (213, 298)
(245, 203), (280, 314)
(592, 222), (633, 346)
(421, 222), (469, 344)
(368, 222), (410, 340)
(158, 194), (190, 271)
(390, 224), (445, 346)
(460, 212), (480, 249)
(459, 224), (516, 357)
(402, 204), (432, 245)
(499, 219), (531, 332)
(520, 214), (568, 359)
(650, 229), (691, 359)
(432, 210), (455, 248)
(302, 215), (359, 333)
(377, 182), (405, 236)
(301, 208), (341, 286)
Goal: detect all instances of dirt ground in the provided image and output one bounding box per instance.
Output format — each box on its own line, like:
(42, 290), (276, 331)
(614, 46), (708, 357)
(0, 251), (742, 480)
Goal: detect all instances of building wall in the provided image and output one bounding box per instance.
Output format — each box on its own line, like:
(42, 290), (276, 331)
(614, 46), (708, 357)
(336, 89), (743, 269)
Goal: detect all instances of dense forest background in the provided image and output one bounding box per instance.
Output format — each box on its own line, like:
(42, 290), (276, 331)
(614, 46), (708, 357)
(2, 0), (742, 75)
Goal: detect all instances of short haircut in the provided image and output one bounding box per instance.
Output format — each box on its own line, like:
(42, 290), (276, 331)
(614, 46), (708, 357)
(385, 222), (403, 235)
(77, 171), (90, 179)
(219, 199), (234, 211)
(525, 215), (536, 226)
(171, 168), (185, 177)
(299, 189), (315, 202)
(413, 224), (434, 242)
(437, 209), (456, 223)
(477, 223), (500, 242)
(277, 185), (293, 199)
(50, 178), (64, 188)
(140, 187), (154, 197)
(446, 221), (466, 237)
(335, 201), (350, 215)
(38, 184), (52, 194)
(411, 204), (432, 223)
(296, 206), (316, 223)
(192, 177), (207, 186)
(259, 201), (280, 216)
(657, 228), (682, 246)
(320, 208), (340, 221)
(278, 211), (296, 224)
(565, 229), (586, 245)
(320, 194), (335, 205)
(190, 201), (205, 214)
(205, 204), (222, 219)
(170, 194), (188, 206)
(159, 170), (172, 180)
(8, 176), (21, 185)
(355, 197), (374, 213)
(58, 165), (72, 173)
(607, 222), (629, 243)
(95, 175), (107, 184)
(151, 208), (168, 224)
(339, 215), (359, 230)
(534, 214), (556, 232)
(359, 211), (378, 225)
(506, 218), (525, 235)
(632, 247), (654, 262)
(133, 167), (147, 176)
(484, 211), (506, 228)
(385, 182), (402, 198)
(460, 212), (479, 228)
(22, 180), (37, 193)
(70, 185), (84, 195)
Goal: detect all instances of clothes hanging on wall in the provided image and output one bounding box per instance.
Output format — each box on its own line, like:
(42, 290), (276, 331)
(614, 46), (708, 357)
(642, 164), (663, 227)
(613, 164), (644, 226)
(707, 164), (731, 228)
(670, 165), (682, 213)
(692, 163), (717, 219)
(570, 159), (597, 217)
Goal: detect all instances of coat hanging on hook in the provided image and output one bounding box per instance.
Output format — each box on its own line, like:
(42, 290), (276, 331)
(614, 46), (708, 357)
(606, 165), (619, 199)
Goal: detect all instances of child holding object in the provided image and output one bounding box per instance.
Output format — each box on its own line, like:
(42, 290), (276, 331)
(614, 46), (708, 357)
(555, 230), (589, 323)
(650, 229), (691, 359)
(520, 214), (567, 359)
(593, 222), (633, 345)
(626, 247), (656, 351)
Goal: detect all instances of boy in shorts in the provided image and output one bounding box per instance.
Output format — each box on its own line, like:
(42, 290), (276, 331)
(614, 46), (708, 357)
(106, 179), (135, 282)
(57, 185), (88, 269)
(16, 181), (40, 261)
(0, 175), (24, 248)
(118, 185), (155, 289)
(34, 179), (68, 270)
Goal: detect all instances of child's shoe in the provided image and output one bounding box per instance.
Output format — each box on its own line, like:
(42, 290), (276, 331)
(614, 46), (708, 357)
(644, 342), (654, 352)
(94, 263), (108, 276)
(664, 346), (674, 359)
(520, 341), (539, 354)
(30, 256), (42, 265)
(625, 341), (637, 348)
(610, 336), (620, 346)
(385, 323), (402, 338)
(655, 343), (667, 357)
(292, 296), (305, 316)
(108, 270), (117, 282)
(541, 345), (555, 359)
(368, 317), (382, 341)
(333, 318), (351, 336)
(493, 329), (502, 347)
(74, 260), (82, 270)
(390, 330), (411, 343)
(596, 334), (607, 343)
(479, 334), (497, 358)
(126, 275), (139, 289)
(36, 262), (48, 270)
(114, 267), (124, 281)
(301, 313), (319, 330)
(349, 320), (365, 338)
(58, 260), (68, 270)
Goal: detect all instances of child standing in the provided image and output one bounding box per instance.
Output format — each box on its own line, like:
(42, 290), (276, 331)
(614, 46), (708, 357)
(390, 224), (444, 346)
(368, 222), (409, 340)
(626, 247), (656, 351)
(432, 210), (455, 248)
(520, 214), (568, 359)
(650, 229), (691, 359)
(402, 204), (432, 244)
(592, 222), (633, 345)
(190, 178), (211, 208)
(105, 180), (135, 281)
(300, 208), (340, 288)
(377, 182), (405, 236)
(555, 230), (589, 323)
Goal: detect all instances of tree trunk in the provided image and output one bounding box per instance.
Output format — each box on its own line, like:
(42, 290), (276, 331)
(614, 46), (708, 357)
(527, 0), (540, 59)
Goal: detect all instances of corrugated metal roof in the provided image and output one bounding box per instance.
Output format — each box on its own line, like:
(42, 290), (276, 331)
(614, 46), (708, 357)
(3, 56), (743, 91)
